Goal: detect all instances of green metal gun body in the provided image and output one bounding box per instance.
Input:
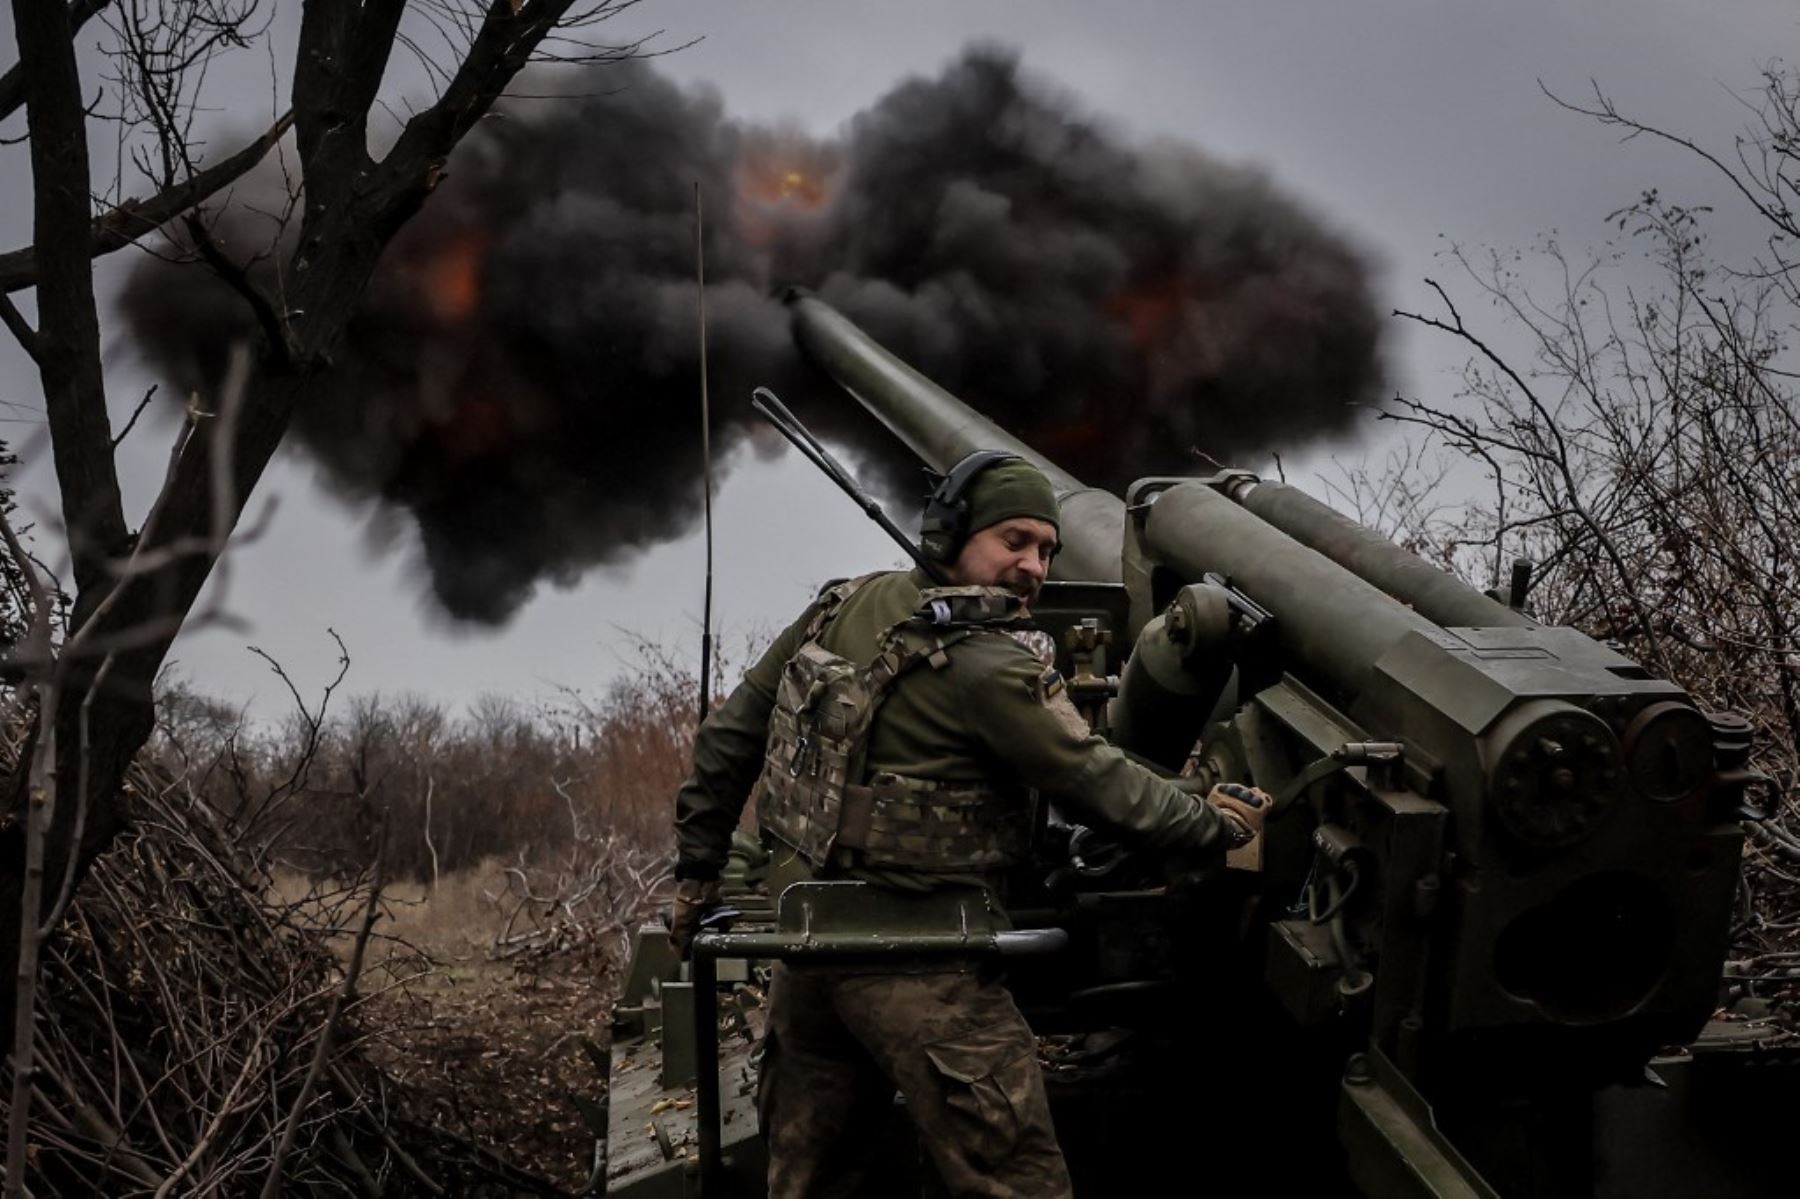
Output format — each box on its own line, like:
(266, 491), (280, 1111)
(780, 290), (1756, 1198)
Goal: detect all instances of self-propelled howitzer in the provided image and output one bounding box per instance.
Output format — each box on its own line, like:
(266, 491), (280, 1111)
(599, 296), (1778, 1199)
(782, 291), (1757, 1195)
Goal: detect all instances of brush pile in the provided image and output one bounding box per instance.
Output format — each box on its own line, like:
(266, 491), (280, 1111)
(0, 743), (440, 1196)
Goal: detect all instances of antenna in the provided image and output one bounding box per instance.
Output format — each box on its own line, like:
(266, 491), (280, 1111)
(750, 386), (948, 585)
(695, 182), (715, 725)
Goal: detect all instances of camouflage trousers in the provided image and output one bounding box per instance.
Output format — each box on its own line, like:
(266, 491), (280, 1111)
(758, 962), (1073, 1199)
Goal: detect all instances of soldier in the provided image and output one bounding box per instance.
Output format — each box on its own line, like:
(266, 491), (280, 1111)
(668, 451), (1269, 1199)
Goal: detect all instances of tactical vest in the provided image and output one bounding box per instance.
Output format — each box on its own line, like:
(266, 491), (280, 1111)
(758, 576), (1038, 872)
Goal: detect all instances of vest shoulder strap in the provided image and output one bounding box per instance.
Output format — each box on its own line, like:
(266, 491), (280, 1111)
(801, 570), (887, 643)
(910, 585), (1034, 630)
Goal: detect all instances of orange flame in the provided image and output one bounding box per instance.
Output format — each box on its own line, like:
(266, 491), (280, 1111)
(736, 157), (831, 210)
(1105, 276), (1188, 350)
(422, 232), (488, 324)
(734, 137), (839, 252)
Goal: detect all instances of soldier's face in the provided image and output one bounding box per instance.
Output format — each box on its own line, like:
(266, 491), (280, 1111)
(949, 517), (1059, 604)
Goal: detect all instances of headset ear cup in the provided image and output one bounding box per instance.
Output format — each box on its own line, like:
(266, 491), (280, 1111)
(919, 449), (1023, 568)
(919, 500), (960, 564)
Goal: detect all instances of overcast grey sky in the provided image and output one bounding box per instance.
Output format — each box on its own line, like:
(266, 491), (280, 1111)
(2, 0), (1796, 721)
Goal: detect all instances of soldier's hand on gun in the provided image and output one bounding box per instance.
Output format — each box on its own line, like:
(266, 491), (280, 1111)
(667, 878), (722, 959)
(1206, 782), (1273, 847)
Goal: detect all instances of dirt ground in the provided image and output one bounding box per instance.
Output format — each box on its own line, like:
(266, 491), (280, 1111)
(325, 868), (644, 1194)
(373, 955), (618, 1192)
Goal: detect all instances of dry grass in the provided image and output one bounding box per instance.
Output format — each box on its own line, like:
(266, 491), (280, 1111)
(379, 860), (519, 953)
(161, 643), (719, 1192)
(260, 842), (667, 1191)
(272, 857), (522, 958)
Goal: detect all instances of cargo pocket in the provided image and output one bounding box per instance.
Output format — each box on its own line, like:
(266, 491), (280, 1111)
(923, 1020), (1038, 1167)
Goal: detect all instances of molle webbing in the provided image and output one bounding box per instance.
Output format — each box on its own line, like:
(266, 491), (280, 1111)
(757, 578), (1035, 873)
(835, 773), (1030, 869)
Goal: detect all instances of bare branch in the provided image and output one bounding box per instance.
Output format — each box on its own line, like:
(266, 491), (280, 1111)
(1395, 276), (1673, 674)
(2, 510), (59, 1199)
(0, 111), (294, 296)
(182, 214), (296, 368)
(39, 654), (112, 936)
(109, 383), (158, 450)
(1542, 78), (1800, 240)
(0, 1), (112, 125)
(0, 293), (39, 364)
(260, 816), (386, 1199)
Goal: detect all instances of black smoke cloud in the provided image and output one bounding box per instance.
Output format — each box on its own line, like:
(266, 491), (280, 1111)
(121, 48), (1384, 623)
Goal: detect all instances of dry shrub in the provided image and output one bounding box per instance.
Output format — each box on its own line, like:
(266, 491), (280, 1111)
(548, 639), (710, 853)
(487, 831), (670, 971)
(154, 640), (711, 889)
(148, 640), (722, 976)
(0, 736), (427, 1195)
(1, 655), (653, 1195)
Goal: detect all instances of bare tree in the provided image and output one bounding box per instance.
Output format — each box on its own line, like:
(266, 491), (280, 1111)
(0, 0), (659, 1055)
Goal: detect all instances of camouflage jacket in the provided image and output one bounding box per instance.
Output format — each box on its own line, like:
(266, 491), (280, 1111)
(672, 568), (1232, 892)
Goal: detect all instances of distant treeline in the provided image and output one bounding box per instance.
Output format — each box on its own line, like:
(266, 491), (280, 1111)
(151, 648), (708, 881)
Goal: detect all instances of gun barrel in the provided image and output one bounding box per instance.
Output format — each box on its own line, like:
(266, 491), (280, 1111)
(1230, 479), (1533, 629)
(786, 290), (1492, 698)
(787, 291), (1126, 583)
(1143, 482), (1446, 700)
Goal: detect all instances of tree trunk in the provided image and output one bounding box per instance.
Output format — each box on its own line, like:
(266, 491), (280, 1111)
(0, 0), (592, 1037)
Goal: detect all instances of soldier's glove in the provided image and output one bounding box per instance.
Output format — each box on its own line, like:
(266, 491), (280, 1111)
(1207, 782), (1273, 847)
(667, 878), (722, 960)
